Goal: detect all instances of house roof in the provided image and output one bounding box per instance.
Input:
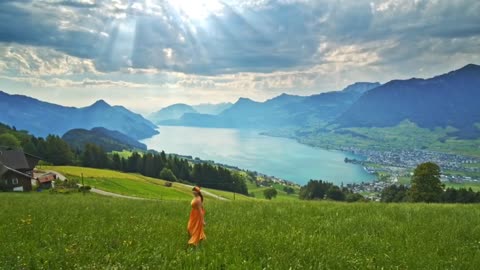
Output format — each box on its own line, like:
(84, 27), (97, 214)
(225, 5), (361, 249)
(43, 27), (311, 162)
(0, 162), (7, 176)
(0, 162), (34, 179)
(37, 173), (56, 183)
(0, 149), (38, 171)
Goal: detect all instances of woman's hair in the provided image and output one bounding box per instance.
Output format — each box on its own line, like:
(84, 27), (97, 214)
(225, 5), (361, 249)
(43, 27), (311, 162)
(193, 186), (204, 202)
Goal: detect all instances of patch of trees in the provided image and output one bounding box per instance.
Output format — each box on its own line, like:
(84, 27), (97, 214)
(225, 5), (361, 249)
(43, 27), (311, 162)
(381, 185), (409, 202)
(191, 163), (248, 194)
(84, 146), (248, 194)
(299, 180), (366, 202)
(381, 162), (480, 203)
(283, 186), (295, 195)
(1, 123), (73, 165)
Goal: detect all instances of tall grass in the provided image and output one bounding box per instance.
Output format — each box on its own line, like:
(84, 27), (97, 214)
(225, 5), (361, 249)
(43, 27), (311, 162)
(1, 193), (479, 269)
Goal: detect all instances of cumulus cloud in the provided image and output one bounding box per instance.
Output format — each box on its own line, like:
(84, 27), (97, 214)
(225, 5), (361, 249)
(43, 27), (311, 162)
(1, 0), (479, 74)
(1, 75), (147, 89)
(0, 45), (100, 76)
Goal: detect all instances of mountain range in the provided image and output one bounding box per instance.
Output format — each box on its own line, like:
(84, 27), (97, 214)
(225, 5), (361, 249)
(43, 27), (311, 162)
(1, 64), (478, 145)
(336, 64), (480, 138)
(160, 82), (381, 128)
(157, 64), (480, 139)
(0, 92), (158, 140)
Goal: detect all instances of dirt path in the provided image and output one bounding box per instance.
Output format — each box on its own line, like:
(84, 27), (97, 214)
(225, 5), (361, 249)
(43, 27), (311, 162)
(44, 170), (149, 200)
(89, 188), (150, 200)
(178, 183), (229, 201)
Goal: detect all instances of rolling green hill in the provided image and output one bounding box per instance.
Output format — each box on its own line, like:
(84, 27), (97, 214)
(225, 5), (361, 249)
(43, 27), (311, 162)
(40, 166), (254, 201)
(62, 127), (147, 152)
(42, 165), (192, 200)
(1, 193), (479, 269)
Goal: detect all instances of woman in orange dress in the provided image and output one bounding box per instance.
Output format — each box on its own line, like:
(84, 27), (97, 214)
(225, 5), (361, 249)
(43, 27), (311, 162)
(187, 186), (206, 246)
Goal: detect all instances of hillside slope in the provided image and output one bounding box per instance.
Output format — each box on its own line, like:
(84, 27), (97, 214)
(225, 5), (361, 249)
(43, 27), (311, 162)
(41, 166), (254, 201)
(336, 64), (480, 138)
(62, 127), (147, 152)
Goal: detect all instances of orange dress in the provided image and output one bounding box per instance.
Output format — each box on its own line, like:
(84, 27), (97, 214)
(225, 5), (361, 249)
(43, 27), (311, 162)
(187, 197), (206, 245)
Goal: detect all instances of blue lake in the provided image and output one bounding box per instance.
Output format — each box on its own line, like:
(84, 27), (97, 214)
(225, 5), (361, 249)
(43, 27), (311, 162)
(142, 126), (375, 185)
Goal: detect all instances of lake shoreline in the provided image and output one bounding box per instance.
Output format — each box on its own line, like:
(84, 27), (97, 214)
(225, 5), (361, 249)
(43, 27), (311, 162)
(142, 126), (377, 185)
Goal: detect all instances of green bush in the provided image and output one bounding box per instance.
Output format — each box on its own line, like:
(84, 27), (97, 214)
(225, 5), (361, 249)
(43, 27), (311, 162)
(263, 187), (277, 200)
(159, 168), (178, 182)
(345, 193), (365, 202)
(79, 186), (91, 192)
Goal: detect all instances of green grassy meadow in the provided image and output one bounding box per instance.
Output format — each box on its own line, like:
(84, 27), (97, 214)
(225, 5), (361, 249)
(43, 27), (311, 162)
(444, 182), (480, 192)
(1, 193), (480, 269)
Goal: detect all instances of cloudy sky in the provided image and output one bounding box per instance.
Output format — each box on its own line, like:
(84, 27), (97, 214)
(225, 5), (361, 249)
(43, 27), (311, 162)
(1, 0), (479, 114)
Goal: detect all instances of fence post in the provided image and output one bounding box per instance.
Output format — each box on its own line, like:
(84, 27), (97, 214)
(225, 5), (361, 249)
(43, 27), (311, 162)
(81, 173), (85, 196)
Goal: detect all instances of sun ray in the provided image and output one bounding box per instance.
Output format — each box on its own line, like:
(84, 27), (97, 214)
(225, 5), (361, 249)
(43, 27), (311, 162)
(168, 0), (224, 21)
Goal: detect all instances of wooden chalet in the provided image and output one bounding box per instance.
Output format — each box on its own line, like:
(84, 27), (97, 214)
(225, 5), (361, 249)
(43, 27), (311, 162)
(0, 149), (40, 192)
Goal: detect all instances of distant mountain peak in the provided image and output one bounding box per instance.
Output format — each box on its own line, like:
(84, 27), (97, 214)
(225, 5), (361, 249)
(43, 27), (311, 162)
(268, 93), (295, 100)
(147, 103), (197, 124)
(236, 97), (255, 103)
(194, 102), (231, 106)
(167, 103), (194, 109)
(264, 92), (305, 106)
(451, 63), (480, 74)
(460, 63), (480, 70)
(91, 99), (110, 108)
(342, 82), (381, 94)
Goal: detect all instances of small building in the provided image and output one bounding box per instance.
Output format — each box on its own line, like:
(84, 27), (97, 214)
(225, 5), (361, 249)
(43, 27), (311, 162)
(0, 149), (40, 192)
(0, 163), (34, 191)
(37, 172), (57, 189)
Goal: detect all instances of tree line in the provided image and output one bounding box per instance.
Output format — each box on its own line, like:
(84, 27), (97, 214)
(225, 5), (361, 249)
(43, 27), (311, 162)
(299, 180), (366, 202)
(299, 162), (480, 204)
(0, 123), (248, 195)
(381, 162), (480, 203)
(0, 123), (73, 165)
